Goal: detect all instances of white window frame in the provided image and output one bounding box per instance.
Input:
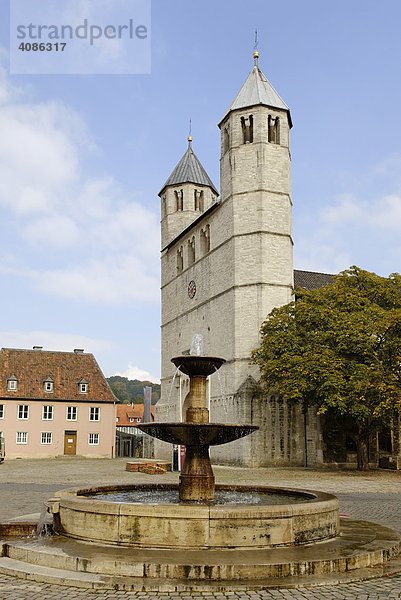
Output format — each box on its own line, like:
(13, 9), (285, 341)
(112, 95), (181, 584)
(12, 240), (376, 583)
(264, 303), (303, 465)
(7, 379), (17, 391)
(0, 404), (4, 419)
(41, 432), (52, 445)
(79, 382), (88, 394)
(89, 407), (100, 421)
(17, 405), (29, 420)
(16, 432), (28, 444)
(88, 433), (99, 446)
(42, 405), (54, 420)
(44, 381), (54, 393)
(66, 406), (78, 421)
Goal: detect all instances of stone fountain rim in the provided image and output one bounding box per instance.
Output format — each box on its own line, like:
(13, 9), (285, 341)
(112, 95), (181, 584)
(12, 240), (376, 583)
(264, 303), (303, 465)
(53, 483), (338, 517)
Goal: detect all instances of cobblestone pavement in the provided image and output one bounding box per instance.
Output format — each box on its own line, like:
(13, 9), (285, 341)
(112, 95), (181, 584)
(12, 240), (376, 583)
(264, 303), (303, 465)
(1, 458), (401, 599)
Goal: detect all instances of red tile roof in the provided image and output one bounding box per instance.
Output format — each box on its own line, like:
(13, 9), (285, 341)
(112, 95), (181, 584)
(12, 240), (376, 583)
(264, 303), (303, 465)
(0, 348), (117, 403)
(116, 403), (155, 425)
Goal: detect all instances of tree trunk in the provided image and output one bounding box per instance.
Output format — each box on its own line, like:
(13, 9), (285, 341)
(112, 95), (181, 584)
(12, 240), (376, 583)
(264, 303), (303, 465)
(356, 436), (369, 471)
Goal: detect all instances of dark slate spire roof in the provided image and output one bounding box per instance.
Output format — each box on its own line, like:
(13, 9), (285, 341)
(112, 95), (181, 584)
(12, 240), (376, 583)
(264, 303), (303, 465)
(219, 54), (292, 127)
(159, 140), (219, 197)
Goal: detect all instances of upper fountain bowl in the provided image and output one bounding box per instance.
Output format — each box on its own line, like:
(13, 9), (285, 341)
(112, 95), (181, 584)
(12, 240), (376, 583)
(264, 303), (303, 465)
(171, 356), (226, 377)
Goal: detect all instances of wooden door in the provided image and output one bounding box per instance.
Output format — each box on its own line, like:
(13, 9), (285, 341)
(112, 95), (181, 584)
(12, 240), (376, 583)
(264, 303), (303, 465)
(64, 431), (77, 455)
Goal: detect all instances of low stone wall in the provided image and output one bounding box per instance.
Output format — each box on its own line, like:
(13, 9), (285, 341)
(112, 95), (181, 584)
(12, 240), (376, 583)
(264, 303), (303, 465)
(51, 484), (339, 550)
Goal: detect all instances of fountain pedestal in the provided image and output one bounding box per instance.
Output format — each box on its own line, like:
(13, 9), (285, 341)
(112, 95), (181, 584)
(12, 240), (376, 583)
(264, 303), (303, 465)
(179, 369), (215, 501)
(180, 445), (214, 502)
(185, 375), (209, 424)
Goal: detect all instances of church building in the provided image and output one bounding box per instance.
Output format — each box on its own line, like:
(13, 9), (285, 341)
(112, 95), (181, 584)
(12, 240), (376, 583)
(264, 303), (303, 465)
(156, 52), (340, 467)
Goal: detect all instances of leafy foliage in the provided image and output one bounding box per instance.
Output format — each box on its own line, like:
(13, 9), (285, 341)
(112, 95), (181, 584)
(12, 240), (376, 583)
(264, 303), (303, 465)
(107, 376), (160, 405)
(251, 266), (401, 469)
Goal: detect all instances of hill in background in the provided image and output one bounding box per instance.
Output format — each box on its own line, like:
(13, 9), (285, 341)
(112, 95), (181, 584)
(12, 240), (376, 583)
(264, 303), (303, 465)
(106, 376), (160, 405)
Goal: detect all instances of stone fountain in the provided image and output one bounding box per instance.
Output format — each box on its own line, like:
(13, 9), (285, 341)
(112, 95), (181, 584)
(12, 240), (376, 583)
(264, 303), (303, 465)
(0, 344), (399, 590)
(139, 353), (257, 502)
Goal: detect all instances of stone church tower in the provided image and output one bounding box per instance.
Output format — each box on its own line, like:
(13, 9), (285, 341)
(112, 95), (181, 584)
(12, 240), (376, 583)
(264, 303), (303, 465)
(156, 52), (322, 467)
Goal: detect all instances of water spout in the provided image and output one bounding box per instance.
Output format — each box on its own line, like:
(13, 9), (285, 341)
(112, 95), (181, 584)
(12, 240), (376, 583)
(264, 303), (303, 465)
(165, 366), (181, 420)
(36, 503), (53, 538)
(190, 334), (204, 356)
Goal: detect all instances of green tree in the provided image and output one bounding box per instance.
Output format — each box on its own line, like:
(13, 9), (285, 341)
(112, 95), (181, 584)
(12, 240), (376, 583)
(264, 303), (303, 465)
(252, 267), (401, 471)
(108, 381), (131, 404)
(107, 376), (161, 405)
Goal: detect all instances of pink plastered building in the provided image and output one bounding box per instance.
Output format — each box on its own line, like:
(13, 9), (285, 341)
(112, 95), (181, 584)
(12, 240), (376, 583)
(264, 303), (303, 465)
(0, 347), (117, 458)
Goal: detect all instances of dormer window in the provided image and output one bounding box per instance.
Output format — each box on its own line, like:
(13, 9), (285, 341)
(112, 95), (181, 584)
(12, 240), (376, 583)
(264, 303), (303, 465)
(43, 377), (54, 393)
(7, 375), (18, 391)
(78, 378), (88, 394)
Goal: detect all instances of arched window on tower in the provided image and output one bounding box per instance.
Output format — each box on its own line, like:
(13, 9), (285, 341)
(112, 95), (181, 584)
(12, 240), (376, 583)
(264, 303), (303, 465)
(194, 190), (204, 212)
(241, 115), (253, 144)
(177, 246), (183, 273)
(188, 237), (195, 265)
(223, 127), (230, 154)
(175, 190), (183, 211)
(200, 224), (210, 256)
(268, 115), (280, 144)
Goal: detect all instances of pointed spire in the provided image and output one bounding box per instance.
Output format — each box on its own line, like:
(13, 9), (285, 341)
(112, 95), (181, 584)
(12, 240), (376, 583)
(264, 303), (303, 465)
(159, 142), (218, 197)
(218, 53), (292, 128)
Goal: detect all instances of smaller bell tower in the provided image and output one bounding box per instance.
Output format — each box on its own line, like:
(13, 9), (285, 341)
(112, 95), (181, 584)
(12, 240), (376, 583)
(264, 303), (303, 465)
(160, 137), (219, 249)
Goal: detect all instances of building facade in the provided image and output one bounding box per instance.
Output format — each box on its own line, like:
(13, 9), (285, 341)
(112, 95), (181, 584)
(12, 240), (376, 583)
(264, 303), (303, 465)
(0, 347), (117, 458)
(115, 404), (155, 458)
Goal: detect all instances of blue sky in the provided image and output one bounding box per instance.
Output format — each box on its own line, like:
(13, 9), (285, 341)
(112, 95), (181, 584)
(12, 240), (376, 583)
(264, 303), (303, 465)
(0, 0), (400, 382)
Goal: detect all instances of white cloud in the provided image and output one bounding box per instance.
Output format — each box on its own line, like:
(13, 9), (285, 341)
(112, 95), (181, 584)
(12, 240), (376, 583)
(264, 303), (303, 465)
(0, 52), (159, 305)
(115, 362), (160, 384)
(0, 331), (116, 354)
(23, 215), (80, 247)
(33, 255), (159, 304)
(322, 192), (401, 231)
(295, 156), (401, 275)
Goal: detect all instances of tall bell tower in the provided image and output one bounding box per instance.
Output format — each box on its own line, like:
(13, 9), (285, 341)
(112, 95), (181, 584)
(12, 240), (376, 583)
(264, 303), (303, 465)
(157, 52), (305, 467)
(216, 50), (294, 394)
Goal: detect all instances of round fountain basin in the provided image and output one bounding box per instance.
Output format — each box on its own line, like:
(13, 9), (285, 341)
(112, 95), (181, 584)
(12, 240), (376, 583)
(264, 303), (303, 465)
(137, 423), (258, 446)
(171, 356), (225, 377)
(52, 484), (339, 550)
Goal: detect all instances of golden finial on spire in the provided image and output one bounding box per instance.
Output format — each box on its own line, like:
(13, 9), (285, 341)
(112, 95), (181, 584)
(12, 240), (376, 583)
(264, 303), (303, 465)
(188, 119), (192, 145)
(253, 29), (259, 66)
